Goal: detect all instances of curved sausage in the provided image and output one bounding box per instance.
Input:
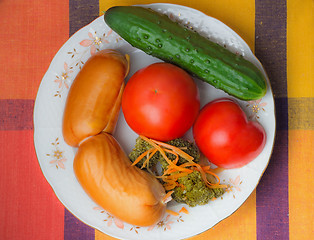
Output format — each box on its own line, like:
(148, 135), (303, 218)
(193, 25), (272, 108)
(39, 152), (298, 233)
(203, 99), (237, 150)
(73, 132), (166, 226)
(62, 49), (129, 147)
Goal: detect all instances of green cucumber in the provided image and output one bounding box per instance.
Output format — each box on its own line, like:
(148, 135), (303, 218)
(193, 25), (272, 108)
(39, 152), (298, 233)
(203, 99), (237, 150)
(104, 6), (267, 100)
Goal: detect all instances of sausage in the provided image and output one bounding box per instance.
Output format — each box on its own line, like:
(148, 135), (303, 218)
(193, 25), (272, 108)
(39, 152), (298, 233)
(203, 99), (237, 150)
(62, 49), (167, 227)
(73, 132), (166, 226)
(62, 49), (129, 147)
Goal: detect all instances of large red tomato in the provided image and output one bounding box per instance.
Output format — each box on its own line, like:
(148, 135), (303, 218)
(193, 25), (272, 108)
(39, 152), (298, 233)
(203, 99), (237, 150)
(122, 62), (200, 141)
(193, 98), (266, 169)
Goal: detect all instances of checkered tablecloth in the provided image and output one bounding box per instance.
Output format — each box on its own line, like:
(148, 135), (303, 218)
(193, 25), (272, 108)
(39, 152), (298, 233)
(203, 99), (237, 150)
(0, 0), (313, 239)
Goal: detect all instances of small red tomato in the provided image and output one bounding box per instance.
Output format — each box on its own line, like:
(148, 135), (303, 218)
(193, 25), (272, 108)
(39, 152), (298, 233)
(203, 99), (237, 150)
(193, 98), (266, 168)
(122, 62), (200, 141)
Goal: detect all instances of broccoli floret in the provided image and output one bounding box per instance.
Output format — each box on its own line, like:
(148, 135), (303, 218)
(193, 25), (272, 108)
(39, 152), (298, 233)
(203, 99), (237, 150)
(172, 171), (225, 207)
(129, 137), (200, 170)
(161, 138), (200, 167)
(129, 137), (159, 169)
(128, 136), (225, 207)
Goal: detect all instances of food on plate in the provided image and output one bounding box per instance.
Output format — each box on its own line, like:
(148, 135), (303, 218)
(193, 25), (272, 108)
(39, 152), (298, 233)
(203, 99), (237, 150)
(62, 49), (129, 147)
(122, 62), (200, 141)
(62, 49), (167, 226)
(193, 98), (266, 169)
(104, 6), (267, 100)
(129, 136), (226, 207)
(73, 132), (167, 226)
(129, 137), (200, 170)
(172, 171), (224, 207)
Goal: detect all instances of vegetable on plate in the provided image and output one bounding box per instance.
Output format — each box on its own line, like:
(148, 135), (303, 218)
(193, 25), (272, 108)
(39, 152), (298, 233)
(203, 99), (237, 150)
(129, 136), (226, 207)
(122, 62), (200, 141)
(193, 98), (266, 169)
(104, 6), (267, 100)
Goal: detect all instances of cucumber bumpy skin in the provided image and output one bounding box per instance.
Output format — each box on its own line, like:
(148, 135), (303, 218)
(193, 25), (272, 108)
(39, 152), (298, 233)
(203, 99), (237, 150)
(104, 6), (267, 100)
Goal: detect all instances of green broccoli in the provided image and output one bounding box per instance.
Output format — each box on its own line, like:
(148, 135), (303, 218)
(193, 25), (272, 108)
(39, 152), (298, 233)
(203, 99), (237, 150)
(128, 137), (200, 170)
(171, 171), (224, 207)
(163, 138), (200, 166)
(128, 136), (225, 207)
(129, 136), (160, 169)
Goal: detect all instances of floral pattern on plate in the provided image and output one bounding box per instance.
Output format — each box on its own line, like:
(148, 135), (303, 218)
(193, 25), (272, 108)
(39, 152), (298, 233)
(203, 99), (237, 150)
(46, 138), (66, 170)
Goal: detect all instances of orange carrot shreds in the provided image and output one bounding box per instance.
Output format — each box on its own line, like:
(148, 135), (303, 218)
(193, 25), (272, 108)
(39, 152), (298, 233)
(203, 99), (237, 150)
(201, 165), (212, 171)
(163, 184), (175, 191)
(176, 161), (227, 189)
(203, 169), (221, 184)
(178, 162), (200, 169)
(140, 136), (176, 167)
(163, 164), (188, 176)
(150, 138), (194, 162)
(193, 163), (226, 189)
(155, 168), (178, 180)
(166, 209), (179, 216)
(177, 182), (185, 190)
(163, 167), (178, 175)
(166, 171), (191, 180)
(177, 183), (186, 190)
(139, 135), (194, 173)
(194, 163), (211, 186)
(210, 167), (225, 174)
(157, 146), (193, 173)
(142, 148), (158, 168)
(162, 190), (174, 204)
(131, 148), (153, 166)
(163, 148), (179, 165)
(163, 182), (177, 191)
(179, 207), (189, 214)
(137, 135), (227, 190)
(203, 169), (228, 188)
(162, 178), (176, 184)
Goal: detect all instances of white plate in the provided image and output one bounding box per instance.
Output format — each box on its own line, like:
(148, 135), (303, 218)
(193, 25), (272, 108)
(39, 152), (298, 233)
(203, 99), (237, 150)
(33, 3), (275, 240)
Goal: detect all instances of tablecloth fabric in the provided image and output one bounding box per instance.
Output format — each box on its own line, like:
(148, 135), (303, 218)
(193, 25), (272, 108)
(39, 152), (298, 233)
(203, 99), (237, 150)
(0, 0), (313, 239)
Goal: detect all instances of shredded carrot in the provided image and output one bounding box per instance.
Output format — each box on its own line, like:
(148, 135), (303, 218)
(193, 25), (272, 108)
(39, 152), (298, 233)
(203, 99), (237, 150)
(161, 177), (177, 183)
(140, 136), (176, 168)
(178, 162), (199, 168)
(131, 148), (153, 166)
(203, 169), (221, 184)
(151, 138), (194, 162)
(142, 148), (158, 168)
(166, 209), (179, 216)
(194, 163), (211, 187)
(163, 181), (177, 191)
(163, 148), (179, 165)
(201, 165), (211, 171)
(179, 207), (189, 214)
(132, 135), (227, 194)
(157, 145), (193, 173)
(210, 167), (225, 174)
(166, 171), (190, 180)
(177, 183), (186, 190)
(191, 162), (227, 188)
(163, 167), (178, 175)
(164, 184), (176, 191)
(162, 190), (174, 204)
